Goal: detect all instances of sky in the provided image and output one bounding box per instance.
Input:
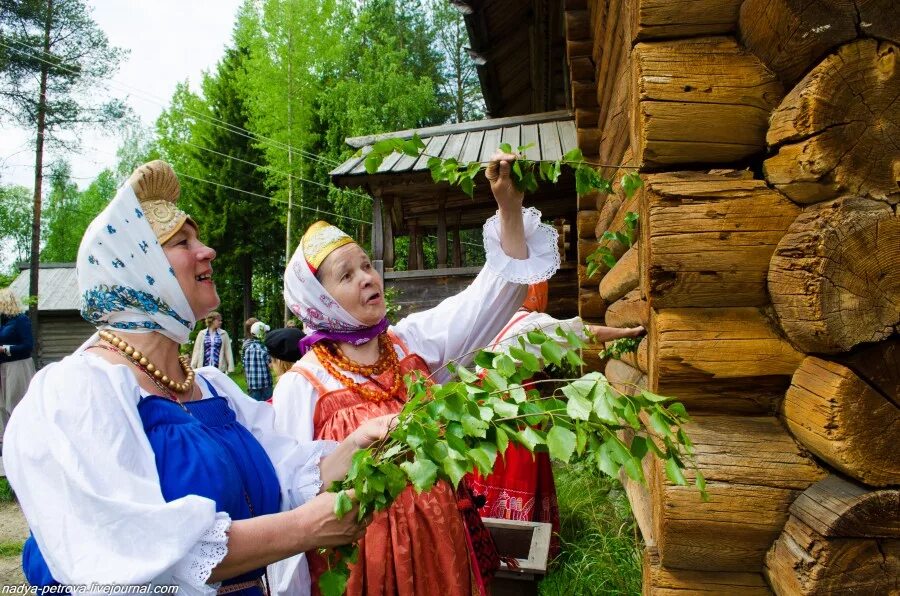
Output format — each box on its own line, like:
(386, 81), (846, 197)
(0, 0), (244, 189)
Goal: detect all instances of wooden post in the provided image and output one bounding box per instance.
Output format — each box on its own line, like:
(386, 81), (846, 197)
(437, 196), (448, 268)
(453, 212), (462, 267)
(408, 219), (419, 271)
(372, 193), (384, 262)
(383, 195), (395, 272)
(416, 231), (426, 271)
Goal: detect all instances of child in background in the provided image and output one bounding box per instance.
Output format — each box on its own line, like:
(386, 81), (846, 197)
(242, 319), (272, 401)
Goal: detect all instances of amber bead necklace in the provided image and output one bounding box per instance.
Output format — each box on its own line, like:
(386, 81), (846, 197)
(312, 333), (402, 402)
(96, 329), (195, 406)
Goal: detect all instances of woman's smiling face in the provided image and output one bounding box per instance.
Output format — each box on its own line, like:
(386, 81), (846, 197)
(317, 243), (385, 326)
(163, 223), (220, 319)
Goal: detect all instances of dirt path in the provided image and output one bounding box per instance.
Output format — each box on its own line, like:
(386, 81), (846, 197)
(0, 500), (28, 586)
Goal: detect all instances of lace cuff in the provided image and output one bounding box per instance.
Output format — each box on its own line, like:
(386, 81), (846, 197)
(287, 439), (340, 509)
(170, 511), (231, 593)
(483, 206), (560, 284)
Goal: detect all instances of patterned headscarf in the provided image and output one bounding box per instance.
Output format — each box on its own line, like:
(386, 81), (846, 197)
(284, 221), (388, 354)
(76, 161), (196, 346)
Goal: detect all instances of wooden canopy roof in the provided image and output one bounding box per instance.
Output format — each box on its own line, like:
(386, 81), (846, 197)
(330, 111), (579, 231)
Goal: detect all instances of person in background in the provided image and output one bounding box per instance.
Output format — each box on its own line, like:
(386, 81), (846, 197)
(242, 319), (273, 401)
(468, 281), (644, 557)
(0, 288), (35, 447)
(265, 327), (305, 379)
(191, 310), (234, 373)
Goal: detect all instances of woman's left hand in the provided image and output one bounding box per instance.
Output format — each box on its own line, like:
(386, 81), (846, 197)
(349, 414), (397, 449)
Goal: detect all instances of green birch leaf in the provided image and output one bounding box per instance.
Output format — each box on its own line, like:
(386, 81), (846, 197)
(509, 346), (539, 372)
(665, 457), (687, 486)
(499, 142), (513, 154)
(460, 176), (474, 198)
(457, 366), (479, 383)
(461, 414), (489, 438)
(526, 330), (548, 344)
(562, 147), (584, 164)
(319, 569), (348, 596)
(400, 140), (420, 157)
(494, 353), (517, 378)
(508, 383), (527, 403)
(575, 423), (587, 455)
(484, 369), (508, 391)
(622, 402), (640, 430)
(474, 350), (498, 369)
(540, 340), (566, 366)
(677, 428), (694, 450)
(629, 435), (648, 460)
(400, 459), (438, 493)
(596, 443), (619, 478)
(517, 426), (545, 451)
(412, 133), (427, 150)
(650, 411), (675, 441)
(334, 490), (353, 519)
(641, 389), (671, 403)
(488, 396), (519, 418)
(605, 434), (632, 464)
(563, 386), (592, 421)
(547, 426), (576, 463)
(443, 457), (468, 488)
(495, 426), (510, 455)
(622, 456), (645, 483)
(593, 389), (618, 424)
(381, 463), (408, 499)
(565, 349), (585, 367)
(668, 402), (689, 420)
(364, 155), (383, 174)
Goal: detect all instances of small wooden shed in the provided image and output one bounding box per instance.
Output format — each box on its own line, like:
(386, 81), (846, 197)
(8, 263), (94, 368)
(331, 111), (581, 319)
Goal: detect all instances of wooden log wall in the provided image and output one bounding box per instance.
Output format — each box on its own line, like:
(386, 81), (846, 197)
(572, 0), (899, 592)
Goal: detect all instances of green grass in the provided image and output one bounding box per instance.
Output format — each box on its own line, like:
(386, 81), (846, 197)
(0, 478), (15, 503)
(0, 541), (23, 557)
(228, 365), (248, 393)
(538, 462), (642, 596)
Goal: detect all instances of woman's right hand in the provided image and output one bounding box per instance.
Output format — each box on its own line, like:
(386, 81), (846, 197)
(296, 489), (370, 548)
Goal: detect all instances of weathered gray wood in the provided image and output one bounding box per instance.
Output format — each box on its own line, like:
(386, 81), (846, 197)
(344, 110), (574, 149)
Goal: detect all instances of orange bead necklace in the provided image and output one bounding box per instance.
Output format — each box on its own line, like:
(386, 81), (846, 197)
(312, 334), (403, 402)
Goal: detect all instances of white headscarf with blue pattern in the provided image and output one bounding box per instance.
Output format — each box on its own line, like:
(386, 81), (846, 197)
(76, 183), (196, 346)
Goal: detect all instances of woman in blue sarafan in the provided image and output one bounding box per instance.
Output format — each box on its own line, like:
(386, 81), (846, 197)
(3, 161), (391, 596)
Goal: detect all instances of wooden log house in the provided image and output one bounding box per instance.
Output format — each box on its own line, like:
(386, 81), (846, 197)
(331, 0), (899, 591)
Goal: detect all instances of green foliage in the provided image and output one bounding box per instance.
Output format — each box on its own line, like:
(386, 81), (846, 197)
(586, 211), (640, 279)
(0, 184), (32, 270)
(599, 337), (640, 361)
(318, 329), (704, 595)
(0, 0), (129, 142)
(361, 143), (638, 205)
(0, 477), (15, 503)
(0, 542), (24, 557)
(538, 463), (641, 595)
(41, 164), (116, 263)
(428, 0), (484, 122)
(382, 286), (403, 324)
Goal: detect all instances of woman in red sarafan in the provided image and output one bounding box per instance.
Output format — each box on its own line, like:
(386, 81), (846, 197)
(467, 282), (644, 558)
(269, 153), (564, 596)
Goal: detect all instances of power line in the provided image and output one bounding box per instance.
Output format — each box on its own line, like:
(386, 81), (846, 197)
(0, 39), (342, 171)
(181, 139), (373, 203)
(175, 171), (372, 226)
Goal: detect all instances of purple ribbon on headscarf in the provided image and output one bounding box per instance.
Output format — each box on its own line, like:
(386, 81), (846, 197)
(298, 317), (390, 356)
